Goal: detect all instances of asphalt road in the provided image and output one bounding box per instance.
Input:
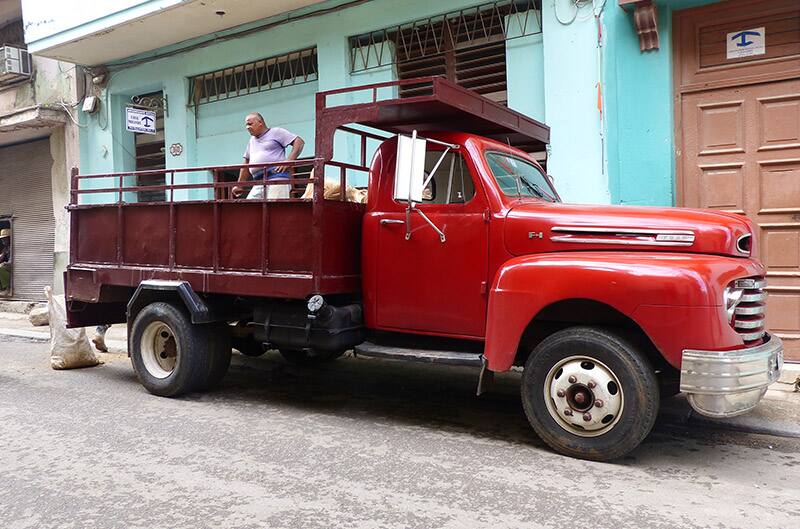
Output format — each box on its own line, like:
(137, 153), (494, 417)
(1, 336), (798, 529)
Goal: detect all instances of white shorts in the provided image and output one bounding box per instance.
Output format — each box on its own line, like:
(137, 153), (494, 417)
(247, 180), (291, 199)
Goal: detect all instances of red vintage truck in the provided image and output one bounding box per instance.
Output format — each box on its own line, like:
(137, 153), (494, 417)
(66, 77), (783, 461)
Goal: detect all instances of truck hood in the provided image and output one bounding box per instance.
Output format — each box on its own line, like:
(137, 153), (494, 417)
(504, 202), (756, 258)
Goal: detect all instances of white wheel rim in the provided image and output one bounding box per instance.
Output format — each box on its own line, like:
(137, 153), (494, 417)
(543, 355), (624, 438)
(140, 321), (178, 379)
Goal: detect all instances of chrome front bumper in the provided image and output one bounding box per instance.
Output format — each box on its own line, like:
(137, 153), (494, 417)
(680, 334), (783, 418)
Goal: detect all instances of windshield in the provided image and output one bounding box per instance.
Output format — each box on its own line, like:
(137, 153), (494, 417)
(484, 151), (558, 202)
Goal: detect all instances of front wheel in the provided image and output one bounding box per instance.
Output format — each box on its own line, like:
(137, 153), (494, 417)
(521, 327), (659, 461)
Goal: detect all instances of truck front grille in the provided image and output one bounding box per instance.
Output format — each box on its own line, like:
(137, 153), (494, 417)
(732, 277), (767, 343)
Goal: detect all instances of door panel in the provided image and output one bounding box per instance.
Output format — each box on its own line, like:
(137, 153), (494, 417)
(677, 0), (800, 360)
(680, 77), (800, 360)
(375, 149), (489, 338)
(376, 210), (489, 337)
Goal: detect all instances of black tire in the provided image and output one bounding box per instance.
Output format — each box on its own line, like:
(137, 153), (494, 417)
(130, 302), (212, 397)
(521, 326), (659, 461)
(197, 322), (232, 391)
(279, 348), (345, 365)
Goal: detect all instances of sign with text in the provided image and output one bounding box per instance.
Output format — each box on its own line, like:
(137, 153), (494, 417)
(726, 27), (765, 59)
(125, 107), (157, 134)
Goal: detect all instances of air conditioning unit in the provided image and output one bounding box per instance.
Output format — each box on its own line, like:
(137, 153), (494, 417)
(0, 46), (32, 84)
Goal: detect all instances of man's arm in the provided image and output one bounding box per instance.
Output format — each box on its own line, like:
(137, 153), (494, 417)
(232, 157), (249, 198)
(276, 136), (304, 173)
(237, 158), (250, 183)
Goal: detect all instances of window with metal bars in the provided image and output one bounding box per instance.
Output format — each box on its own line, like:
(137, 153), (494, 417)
(349, 0), (541, 105)
(189, 47), (318, 106)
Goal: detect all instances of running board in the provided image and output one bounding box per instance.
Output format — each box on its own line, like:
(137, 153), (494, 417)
(354, 341), (484, 367)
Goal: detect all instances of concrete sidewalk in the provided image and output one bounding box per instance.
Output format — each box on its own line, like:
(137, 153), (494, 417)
(0, 311), (128, 353)
(1, 309), (797, 438)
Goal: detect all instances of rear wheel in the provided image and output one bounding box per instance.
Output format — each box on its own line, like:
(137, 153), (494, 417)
(198, 322), (232, 391)
(130, 302), (211, 396)
(130, 302), (230, 396)
(521, 326), (658, 461)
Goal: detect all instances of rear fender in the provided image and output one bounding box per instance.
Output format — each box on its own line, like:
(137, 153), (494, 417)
(128, 280), (214, 324)
(484, 253), (764, 372)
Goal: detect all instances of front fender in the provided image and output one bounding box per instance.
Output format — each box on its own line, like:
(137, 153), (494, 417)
(484, 252), (764, 372)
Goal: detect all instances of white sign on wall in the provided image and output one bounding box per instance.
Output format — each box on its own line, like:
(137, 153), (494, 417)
(125, 107), (157, 134)
(726, 27), (766, 59)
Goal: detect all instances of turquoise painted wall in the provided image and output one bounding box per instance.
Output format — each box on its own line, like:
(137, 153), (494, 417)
(81, 0), (530, 189)
(603, 0), (719, 206)
(194, 82), (319, 166)
(55, 0), (735, 208)
(506, 11), (545, 122)
(542, 0), (607, 204)
(75, 0), (612, 205)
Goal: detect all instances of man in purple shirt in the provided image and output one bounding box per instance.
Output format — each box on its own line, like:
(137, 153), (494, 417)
(233, 112), (305, 199)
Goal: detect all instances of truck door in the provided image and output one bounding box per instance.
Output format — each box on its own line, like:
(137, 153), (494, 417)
(375, 149), (489, 338)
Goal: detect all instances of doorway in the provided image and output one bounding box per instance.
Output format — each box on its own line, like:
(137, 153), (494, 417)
(0, 217), (12, 297)
(674, 0), (800, 359)
(133, 91), (166, 202)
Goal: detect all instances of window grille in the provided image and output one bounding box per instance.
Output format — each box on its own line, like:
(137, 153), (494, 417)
(190, 47), (318, 106)
(349, 0), (540, 106)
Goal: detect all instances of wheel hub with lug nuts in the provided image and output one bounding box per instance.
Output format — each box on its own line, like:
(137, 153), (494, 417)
(544, 356), (624, 437)
(141, 322), (178, 379)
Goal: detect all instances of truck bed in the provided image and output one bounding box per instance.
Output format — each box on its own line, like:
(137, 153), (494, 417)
(67, 76), (550, 316)
(66, 164), (365, 305)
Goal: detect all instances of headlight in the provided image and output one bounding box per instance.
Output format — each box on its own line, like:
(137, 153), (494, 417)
(723, 285), (744, 322)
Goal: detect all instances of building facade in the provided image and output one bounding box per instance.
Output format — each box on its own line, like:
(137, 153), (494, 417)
(0, 2), (79, 301)
(23, 0), (800, 353)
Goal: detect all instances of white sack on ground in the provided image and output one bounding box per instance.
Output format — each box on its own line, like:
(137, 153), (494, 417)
(28, 306), (49, 326)
(45, 286), (101, 370)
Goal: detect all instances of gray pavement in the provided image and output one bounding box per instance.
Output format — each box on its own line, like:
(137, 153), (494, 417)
(2, 308), (797, 439)
(1, 335), (799, 529)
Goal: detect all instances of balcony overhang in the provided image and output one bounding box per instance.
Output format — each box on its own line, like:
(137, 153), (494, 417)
(0, 106), (68, 147)
(24, 0), (328, 66)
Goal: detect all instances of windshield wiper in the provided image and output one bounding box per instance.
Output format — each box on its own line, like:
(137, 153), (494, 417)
(525, 180), (556, 202)
(509, 174), (555, 202)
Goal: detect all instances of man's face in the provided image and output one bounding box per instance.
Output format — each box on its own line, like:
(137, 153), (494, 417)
(245, 115), (266, 136)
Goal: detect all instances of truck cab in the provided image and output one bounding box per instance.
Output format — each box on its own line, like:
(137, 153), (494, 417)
(65, 77), (783, 461)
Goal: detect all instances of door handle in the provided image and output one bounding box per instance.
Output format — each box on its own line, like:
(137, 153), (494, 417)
(380, 219), (404, 226)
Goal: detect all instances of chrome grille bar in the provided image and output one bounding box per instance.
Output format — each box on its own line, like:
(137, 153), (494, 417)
(740, 291), (768, 303)
(732, 277), (767, 342)
(735, 304), (765, 316)
(734, 317), (765, 330)
(738, 329), (766, 342)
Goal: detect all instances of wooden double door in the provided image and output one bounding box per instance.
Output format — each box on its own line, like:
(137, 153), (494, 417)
(675, 0), (800, 360)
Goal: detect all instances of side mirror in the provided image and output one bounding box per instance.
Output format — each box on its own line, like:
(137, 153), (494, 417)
(393, 132), (427, 203)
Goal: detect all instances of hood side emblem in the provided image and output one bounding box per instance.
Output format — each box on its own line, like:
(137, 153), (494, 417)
(655, 233), (695, 243)
(550, 227), (695, 247)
